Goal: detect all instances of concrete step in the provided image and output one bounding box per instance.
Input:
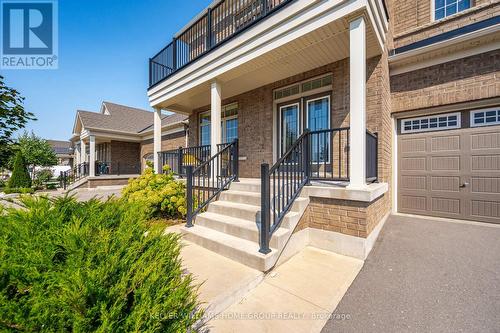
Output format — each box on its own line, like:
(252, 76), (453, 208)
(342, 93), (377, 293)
(229, 180), (261, 193)
(181, 225), (278, 271)
(196, 212), (291, 249)
(207, 200), (260, 222)
(219, 190), (309, 213)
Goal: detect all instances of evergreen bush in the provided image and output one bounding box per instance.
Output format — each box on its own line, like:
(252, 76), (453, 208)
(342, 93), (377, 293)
(0, 196), (202, 332)
(7, 151), (31, 189)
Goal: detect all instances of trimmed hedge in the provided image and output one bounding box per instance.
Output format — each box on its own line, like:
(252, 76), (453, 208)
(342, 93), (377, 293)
(7, 151), (31, 189)
(2, 187), (34, 194)
(0, 196), (202, 332)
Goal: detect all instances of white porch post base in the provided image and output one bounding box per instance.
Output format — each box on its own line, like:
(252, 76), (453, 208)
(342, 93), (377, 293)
(154, 108), (162, 173)
(347, 15), (367, 190)
(210, 80), (222, 157)
(89, 135), (96, 177)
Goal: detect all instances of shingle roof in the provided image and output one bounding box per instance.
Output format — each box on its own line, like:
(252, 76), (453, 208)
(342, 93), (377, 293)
(138, 113), (188, 133)
(76, 102), (187, 135)
(46, 140), (73, 155)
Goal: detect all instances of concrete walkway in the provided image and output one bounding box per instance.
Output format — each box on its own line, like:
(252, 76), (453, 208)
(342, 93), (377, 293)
(207, 247), (363, 332)
(321, 214), (500, 333)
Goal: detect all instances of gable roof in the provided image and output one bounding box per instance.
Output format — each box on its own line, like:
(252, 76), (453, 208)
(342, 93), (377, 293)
(75, 102), (188, 136)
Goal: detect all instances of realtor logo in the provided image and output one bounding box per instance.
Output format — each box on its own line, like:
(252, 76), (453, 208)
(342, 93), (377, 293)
(1, 0), (58, 69)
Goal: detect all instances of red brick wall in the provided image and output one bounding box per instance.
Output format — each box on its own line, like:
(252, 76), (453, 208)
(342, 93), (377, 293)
(391, 50), (500, 113)
(110, 141), (141, 174)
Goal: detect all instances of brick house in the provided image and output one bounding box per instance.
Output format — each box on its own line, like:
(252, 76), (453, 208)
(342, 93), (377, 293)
(147, 0), (500, 271)
(68, 101), (187, 188)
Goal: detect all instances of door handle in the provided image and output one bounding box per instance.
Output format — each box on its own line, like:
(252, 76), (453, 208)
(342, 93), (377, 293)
(460, 182), (469, 188)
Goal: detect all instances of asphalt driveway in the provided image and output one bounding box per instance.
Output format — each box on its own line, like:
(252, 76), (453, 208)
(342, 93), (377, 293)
(322, 214), (500, 333)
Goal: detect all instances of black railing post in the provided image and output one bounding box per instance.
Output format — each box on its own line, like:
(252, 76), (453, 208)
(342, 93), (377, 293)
(149, 58), (152, 86)
(262, 0), (268, 15)
(172, 38), (177, 70)
(186, 165), (194, 228)
(259, 163), (271, 254)
(303, 129), (311, 185)
(232, 139), (239, 182)
(177, 147), (183, 176)
(206, 8), (212, 50)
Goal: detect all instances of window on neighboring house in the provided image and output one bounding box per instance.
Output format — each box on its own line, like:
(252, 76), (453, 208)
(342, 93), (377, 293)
(434, 0), (471, 20)
(401, 113), (461, 134)
(199, 103), (239, 145)
(470, 108), (500, 127)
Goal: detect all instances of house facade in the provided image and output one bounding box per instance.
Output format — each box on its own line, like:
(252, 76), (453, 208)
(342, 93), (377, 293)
(147, 0), (500, 270)
(46, 140), (74, 166)
(68, 101), (187, 188)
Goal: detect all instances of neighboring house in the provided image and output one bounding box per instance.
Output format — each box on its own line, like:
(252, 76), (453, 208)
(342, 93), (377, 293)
(69, 101), (187, 188)
(46, 140), (73, 166)
(146, 0), (500, 271)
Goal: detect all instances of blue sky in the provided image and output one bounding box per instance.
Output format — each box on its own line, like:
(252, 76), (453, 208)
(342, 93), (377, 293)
(3, 0), (211, 140)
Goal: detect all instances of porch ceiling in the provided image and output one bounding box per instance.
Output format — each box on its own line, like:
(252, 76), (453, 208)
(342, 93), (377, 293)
(158, 17), (381, 114)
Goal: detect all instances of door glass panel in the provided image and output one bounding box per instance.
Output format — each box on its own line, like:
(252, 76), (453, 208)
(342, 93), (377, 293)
(225, 118), (238, 143)
(281, 104), (299, 156)
(307, 97), (330, 162)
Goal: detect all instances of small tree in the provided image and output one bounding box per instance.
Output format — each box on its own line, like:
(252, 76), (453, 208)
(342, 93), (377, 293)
(12, 131), (57, 177)
(8, 151), (31, 188)
(0, 75), (35, 168)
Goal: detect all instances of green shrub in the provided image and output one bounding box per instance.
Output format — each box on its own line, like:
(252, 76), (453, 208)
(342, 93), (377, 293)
(46, 183), (57, 190)
(32, 168), (53, 188)
(2, 187), (34, 194)
(0, 196), (202, 332)
(122, 166), (187, 218)
(7, 151), (31, 189)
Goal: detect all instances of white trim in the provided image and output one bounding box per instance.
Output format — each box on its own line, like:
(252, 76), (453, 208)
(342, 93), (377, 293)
(400, 112), (461, 134)
(392, 117), (398, 214)
(470, 107), (500, 127)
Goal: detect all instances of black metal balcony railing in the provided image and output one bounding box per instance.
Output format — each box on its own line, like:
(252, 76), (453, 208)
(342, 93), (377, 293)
(149, 0), (294, 87)
(159, 143), (237, 176)
(60, 162), (88, 190)
(259, 128), (378, 254)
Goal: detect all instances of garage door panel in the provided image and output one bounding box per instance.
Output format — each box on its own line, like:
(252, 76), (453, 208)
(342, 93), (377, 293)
(470, 132), (500, 150)
(400, 137), (427, 153)
(400, 175), (427, 190)
(398, 123), (500, 224)
(431, 156), (460, 171)
(471, 154), (500, 171)
(431, 197), (461, 215)
(401, 157), (426, 171)
(470, 177), (500, 194)
(400, 195), (427, 212)
(431, 176), (460, 192)
(471, 200), (500, 221)
(431, 135), (460, 151)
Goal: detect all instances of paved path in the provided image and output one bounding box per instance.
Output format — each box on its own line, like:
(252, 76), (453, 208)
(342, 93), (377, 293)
(321, 215), (500, 333)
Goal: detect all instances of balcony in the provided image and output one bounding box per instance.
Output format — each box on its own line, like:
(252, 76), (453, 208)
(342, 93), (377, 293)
(149, 0), (295, 88)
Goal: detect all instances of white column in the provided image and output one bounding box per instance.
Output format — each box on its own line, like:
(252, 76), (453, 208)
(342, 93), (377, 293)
(80, 139), (86, 164)
(74, 144), (80, 166)
(348, 16), (367, 189)
(153, 107), (162, 173)
(210, 80), (222, 157)
(89, 135), (96, 177)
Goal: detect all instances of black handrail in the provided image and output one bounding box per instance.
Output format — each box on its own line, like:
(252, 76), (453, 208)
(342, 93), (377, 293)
(60, 162), (88, 190)
(259, 127), (378, 253)
(149, 0), (295, 88)
(186, 139), (239, 227)
(260, 130), (310, 254)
